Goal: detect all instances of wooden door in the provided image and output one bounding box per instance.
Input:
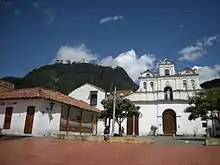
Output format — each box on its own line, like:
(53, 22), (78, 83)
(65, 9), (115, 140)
(163, 110), (176, 134)
(3, 107), (13, 129)
(135, 116), (139, 135)
(24, 106), (35, 134)
(127, 116), (139, 135)
(127, 116), (133, 135)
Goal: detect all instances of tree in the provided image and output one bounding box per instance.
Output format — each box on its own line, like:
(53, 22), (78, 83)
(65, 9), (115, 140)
(200, 78), (220, 89)
(2, 63), (138, 95)
(184, 88), (220, 121)
(100, 97), (141, 135)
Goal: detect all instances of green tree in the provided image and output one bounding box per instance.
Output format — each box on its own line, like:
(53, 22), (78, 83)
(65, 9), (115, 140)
(100, 98), (141, 135)
(184, 88), (220, 121)
(2, 63), (138, 95)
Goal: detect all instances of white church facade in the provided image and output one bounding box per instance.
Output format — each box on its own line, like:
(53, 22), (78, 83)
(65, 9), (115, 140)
(68, 59), (207, 136)
(125, 59), (206, 136)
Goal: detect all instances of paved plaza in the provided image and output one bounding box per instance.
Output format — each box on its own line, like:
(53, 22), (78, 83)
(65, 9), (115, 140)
(0, 137), (219, 165)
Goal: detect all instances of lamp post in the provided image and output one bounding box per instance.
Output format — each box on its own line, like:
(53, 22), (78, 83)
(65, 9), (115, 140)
(111, 86), (117, 136)
(132, 115), (136, 136)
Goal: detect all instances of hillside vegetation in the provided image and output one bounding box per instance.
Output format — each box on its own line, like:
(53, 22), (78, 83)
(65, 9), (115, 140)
(2, 63), (139, 95)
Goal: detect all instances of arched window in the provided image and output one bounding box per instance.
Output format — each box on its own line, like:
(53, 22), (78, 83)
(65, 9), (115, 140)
(183, 80), (187, 89)
(191, 79), (195, 88)
(146, 73), (151, 77)
(143, 82), (147, 89)
(164, 69), (170, 76)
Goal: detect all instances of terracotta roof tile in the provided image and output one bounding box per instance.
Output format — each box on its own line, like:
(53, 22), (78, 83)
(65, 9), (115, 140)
(0, 87), (100, 113)
(115, 90), (134, 94)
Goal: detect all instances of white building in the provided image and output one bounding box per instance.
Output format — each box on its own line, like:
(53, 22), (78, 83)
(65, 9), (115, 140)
(126, 59), (206, 136)
(0, 79), (15, 92)
(0, 87), (100, 137)
(68, 83), (118, 135)
(68, 60), (209, 136)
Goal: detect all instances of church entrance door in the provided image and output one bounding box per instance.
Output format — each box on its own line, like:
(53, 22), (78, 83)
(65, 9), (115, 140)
(162, 109), (176, 134)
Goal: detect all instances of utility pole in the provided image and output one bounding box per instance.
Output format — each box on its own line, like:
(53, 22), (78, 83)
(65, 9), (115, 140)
(111, 86), (116, 136)
(132, 115), (135, 135)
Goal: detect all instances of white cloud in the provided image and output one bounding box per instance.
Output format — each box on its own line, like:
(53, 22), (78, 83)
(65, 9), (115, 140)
(179, 35), (218, 61)
(53, 45), (97, 63)
(115, 50), (155, 81)
(193, 65), (220, 83)
(100, 15), (124, 24)
(53, 44), (220, 84)
(53, 45), (156, 82)
(99, 50), (155, 81)
(203, 36), (218, 46)
(99, 56), (118, 67)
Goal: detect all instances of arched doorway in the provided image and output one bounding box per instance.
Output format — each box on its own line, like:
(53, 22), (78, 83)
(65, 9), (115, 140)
(164, 86), (173, 101)
(162, 109), (176, 134)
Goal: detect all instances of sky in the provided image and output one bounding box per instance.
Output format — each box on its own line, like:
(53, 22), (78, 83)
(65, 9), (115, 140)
(0, 0), (220, 84)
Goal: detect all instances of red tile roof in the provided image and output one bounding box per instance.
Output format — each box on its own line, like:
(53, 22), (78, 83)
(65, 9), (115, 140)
(115, 90), (134, 95)
(0, 87), (100, 113)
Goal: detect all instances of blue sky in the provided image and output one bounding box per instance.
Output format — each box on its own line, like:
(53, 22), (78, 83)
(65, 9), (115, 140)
(0, 0), (220, 83)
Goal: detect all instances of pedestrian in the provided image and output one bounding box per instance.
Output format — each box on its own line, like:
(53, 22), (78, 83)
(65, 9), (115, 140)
(103, 125), (110, 143)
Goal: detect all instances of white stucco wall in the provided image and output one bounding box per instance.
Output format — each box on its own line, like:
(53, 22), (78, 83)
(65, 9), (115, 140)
(68, 83), (123, 135)
(126, 90), (197, 101)
(68, 83), (107, 110)
(68, 83), (108, 135)
(133, 103), (206, 136)
(0, 99), (61, 136)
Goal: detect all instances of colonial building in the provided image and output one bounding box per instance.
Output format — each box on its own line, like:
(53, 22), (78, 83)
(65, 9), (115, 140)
(68, 83), (115, 135)
(0, 79), (15, 92)
(126, 59), (206, 136)
(0, 87), (100, 137)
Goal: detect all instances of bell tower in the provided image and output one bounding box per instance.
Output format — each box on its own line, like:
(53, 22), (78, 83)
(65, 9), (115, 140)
(158, 59), (176, 76)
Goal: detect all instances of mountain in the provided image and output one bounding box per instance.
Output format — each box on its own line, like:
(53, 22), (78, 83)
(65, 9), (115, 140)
(200, 78), (220, 89)
(2, 63), (139, 95)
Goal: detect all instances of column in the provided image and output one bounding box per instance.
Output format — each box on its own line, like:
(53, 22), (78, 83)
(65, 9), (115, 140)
(132, 115), (135, 135)
(66, 106), (70, 135)
(80, 110), (83, 135)
(96, 115), (98, 135)
(91, 114), (94, 134)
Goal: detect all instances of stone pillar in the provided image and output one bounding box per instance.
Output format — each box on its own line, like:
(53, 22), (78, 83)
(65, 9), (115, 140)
(66, 106), (70, 135)
(91, 114), (94, 134)
(132, 115), (135, 135)
(80, 110), (83, 135)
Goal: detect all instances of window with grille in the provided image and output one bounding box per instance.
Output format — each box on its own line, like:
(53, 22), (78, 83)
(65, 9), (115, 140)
(90, 91), (98, 106)
(143, 82), (147, 89)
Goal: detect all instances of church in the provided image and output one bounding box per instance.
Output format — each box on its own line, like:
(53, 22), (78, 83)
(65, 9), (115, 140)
(125, 59), (206, 136)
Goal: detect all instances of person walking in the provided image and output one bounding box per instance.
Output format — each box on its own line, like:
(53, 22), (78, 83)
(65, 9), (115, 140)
(103, 125), (110, 143)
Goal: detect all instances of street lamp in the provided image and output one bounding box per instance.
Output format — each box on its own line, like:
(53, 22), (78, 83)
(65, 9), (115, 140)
(132, 115), (136, 136)
(106, 88), (117, 136)
(111, 86), (117, 136)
